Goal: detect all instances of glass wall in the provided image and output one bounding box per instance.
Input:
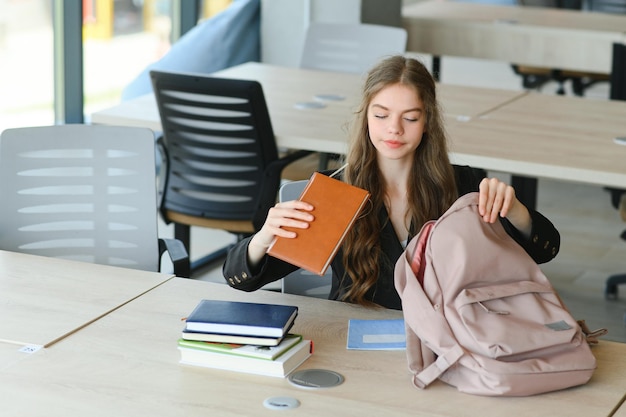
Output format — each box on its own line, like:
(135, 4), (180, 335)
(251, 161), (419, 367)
(83, 0), (174, 119)
(0, 0), (55, 132)
(0, 0), (232, 133)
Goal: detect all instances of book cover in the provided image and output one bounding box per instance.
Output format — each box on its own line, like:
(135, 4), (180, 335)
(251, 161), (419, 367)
(181, 329), (286, 347)
(179, 339), (312, 378)
(346, 319), (406, 350)
(267, 172), (370, 275)
(177, 334), (302, 360)
(184, 299), (298, 338)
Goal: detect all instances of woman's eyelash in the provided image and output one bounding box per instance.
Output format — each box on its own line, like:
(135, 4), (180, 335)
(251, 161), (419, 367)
(373, 114), (419, 121)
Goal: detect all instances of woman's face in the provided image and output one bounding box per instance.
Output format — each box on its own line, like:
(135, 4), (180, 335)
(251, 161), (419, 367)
(367, 83), (426, 163)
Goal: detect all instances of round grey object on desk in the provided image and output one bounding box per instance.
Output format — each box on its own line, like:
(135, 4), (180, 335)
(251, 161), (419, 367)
(288, 369), (345, 389)
(294, 101), (326, 110)
(314, 93), (346, 101)
(263, 396), (300, 410)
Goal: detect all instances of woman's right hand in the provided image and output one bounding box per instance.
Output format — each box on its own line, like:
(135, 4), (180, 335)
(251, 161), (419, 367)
(247, 200), (315, 266)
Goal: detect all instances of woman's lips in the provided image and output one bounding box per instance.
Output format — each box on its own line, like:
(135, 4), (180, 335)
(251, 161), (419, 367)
(384, 140), (403, 148)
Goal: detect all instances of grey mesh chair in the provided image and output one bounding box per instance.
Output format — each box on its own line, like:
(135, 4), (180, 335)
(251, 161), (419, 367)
(0, 125), (189, 277)
(278, 179), (332, 298)
(299, 22), (407, 74)
(298, 22), (408, 173)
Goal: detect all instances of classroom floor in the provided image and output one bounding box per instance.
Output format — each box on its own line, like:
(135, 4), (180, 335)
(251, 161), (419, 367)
(159, 56), (626, 344)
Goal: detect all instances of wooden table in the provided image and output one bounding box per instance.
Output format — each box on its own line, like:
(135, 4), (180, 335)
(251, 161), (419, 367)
(0, 250), (173, 347)
(90, 61), (626, 209)
(2, 278), (625, 417)
(0, 342), (41, 372)
(449, 92), (626, 187)
(90, 62), (527, 156)
(402, 0), (626, 74)
(447, 91), (626, 207)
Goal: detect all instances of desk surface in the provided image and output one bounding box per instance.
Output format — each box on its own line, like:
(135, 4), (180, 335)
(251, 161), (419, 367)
(402, 0), (626, 73)
(0, 250), (173, 347)
(91, 62), (526, 155)
(447, 92), (626, 188)
(0, 341), (36, 372)
(2, 278), (625, 417)
(91, 62), (626, 189)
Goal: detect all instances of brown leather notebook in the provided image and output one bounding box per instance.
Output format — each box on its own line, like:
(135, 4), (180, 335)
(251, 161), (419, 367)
(267, 172), (370, 275)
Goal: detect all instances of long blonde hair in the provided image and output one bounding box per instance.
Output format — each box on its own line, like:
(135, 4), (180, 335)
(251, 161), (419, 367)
(341, 55), (457, 306)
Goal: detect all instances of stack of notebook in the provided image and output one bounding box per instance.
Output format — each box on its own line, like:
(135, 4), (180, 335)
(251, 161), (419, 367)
(178, 299), (312, 377)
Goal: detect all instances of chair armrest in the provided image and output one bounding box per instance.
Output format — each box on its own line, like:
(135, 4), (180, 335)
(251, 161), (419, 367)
(265, 149), (315, 181)
(276, 149), (314, 167)
(158, 238), (191, 278)
(253, 150), (314, 230)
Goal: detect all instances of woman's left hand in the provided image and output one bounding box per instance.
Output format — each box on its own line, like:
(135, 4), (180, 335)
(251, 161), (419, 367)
(478, 177), (516, 223)
(478, 177), (532, 236)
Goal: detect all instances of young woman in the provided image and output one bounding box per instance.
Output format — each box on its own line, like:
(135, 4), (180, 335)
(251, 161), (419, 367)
(222, 55), (560, 310)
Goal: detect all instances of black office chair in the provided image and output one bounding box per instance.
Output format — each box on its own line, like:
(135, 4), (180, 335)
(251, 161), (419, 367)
(603, 42), (626, 299)
(150, 70), (311, 274)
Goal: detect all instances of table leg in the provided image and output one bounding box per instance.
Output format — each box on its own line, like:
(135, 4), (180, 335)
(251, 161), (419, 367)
(610, 42), (626, 101)
(432, 55), (441, 81)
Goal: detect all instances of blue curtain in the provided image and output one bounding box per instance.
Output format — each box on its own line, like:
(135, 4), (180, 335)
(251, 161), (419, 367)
(121, 0), (260, 101)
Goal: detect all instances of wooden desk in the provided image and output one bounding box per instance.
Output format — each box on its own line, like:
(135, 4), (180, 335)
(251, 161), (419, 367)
(2, 278), (625, 417)
(402, 0), (626, 74)
(0, 250), (173, 347)
(0, 342), (41, 371)
(91, 62), (527, 155)
(447, 92), (626, 187)
(90, 62), (626, 209)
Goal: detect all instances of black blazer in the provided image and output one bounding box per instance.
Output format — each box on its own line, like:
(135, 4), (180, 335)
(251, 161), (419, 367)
(222, 166), (560, 310)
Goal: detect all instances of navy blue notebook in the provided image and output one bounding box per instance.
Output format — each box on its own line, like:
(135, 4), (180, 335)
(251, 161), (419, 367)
(184, 300), (298, 338)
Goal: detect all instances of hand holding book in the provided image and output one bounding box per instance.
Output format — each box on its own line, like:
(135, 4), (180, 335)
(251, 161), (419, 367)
(267, 172), (370, 275)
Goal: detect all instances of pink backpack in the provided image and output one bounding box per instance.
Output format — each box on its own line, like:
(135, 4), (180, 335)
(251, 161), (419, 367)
(394, 192), (600, 396)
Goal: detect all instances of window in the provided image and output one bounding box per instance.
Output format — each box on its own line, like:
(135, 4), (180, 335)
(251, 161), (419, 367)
(0, 0), (55, 132)
(0, 0), (231, 132)
(83, 0), (174, 118)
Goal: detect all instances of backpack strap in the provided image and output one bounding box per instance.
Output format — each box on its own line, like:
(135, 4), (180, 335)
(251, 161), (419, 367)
(577, 320), (608, 345)
(395, 201), (477, 390)
(413, 344), (465, 389)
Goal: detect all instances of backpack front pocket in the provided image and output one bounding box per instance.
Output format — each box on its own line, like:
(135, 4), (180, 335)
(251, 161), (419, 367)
(453, 280), (579, 359)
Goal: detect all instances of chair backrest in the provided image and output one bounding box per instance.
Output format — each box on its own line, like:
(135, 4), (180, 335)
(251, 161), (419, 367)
(299, 22), (407, 74)
(278, 179), (332, 298)
(0, 125), (160, 271)
(278, 179), (308, 202)
(150, 70), (282, 230)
